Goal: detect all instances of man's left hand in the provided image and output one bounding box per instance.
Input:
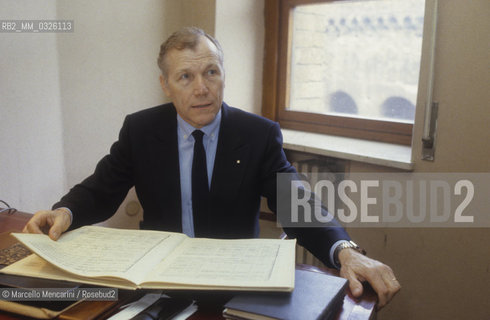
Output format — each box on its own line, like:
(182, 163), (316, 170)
(338, 249), (401, 309)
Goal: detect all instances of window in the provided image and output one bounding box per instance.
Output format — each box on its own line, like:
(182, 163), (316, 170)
(262, 0), (427, 145)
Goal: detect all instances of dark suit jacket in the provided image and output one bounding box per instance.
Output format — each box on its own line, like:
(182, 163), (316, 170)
(54, 102), (349, 267)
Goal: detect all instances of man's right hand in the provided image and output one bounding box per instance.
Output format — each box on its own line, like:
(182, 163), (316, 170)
(22, 208), (71, 240)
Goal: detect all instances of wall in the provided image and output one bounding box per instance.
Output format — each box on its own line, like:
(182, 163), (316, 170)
(215, 0), (265, 114)
(0, 0), (65, 212)
(179, 0), (216, 36)
(412, 0), (490, 173)
(56, 0), (168, 187)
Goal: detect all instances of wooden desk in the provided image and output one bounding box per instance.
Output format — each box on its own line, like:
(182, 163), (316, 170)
(0, 210), (376, 319)
(0, 210), (31, 235)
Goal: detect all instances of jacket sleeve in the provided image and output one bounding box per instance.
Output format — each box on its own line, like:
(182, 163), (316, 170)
(259, 122), (351, 268)
(53, 116), (135, 229)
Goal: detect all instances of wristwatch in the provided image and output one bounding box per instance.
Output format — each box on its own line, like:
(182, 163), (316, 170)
(334, 241), (366, 267)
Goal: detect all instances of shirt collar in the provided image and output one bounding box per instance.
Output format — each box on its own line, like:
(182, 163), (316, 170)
(177, 108), (222, 141)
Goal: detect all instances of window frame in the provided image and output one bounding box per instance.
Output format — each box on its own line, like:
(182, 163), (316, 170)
(262, 0), (418, 146)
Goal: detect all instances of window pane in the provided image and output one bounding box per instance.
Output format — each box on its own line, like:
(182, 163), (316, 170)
(289, 0), (425, 123)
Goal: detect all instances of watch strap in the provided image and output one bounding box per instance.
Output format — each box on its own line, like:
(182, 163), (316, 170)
(333, 240), (366, 267)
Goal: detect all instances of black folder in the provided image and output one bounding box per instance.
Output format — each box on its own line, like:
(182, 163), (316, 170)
(223, 269), (348, 320)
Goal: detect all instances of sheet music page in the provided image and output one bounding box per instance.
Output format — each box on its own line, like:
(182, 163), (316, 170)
(11, 226), (187, 284)
(143, 238), (296, 289)
(1, 254), (138, 289)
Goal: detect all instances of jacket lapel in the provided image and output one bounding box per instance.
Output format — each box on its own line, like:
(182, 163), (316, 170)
(210, 104), (249, 204)
(147, 105), (182, 232)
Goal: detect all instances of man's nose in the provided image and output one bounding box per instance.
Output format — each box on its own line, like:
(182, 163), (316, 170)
(193, 76), (209, 96)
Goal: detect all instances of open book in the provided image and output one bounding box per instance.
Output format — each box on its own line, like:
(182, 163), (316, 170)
(1, 226), (296, 292)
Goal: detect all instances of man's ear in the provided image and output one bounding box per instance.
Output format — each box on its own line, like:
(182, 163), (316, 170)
(159, 74), (170, 97)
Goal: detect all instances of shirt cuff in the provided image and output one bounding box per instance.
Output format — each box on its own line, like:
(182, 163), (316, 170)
(329, 239), (350, 269)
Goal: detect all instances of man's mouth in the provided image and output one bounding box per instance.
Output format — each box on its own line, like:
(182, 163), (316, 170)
(192, 103), (212, 109)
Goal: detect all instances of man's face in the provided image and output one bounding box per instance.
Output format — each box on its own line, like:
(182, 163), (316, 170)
(160, 36), (225, 128)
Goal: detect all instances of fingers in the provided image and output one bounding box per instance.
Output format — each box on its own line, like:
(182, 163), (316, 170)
(367, 267), (400, 309)
(23, 210), (51, 234)
(338, 249), (401, 309)
(22, 209), (71, 241)
(376, 266), (401, 309)
(340, 267), (364, 297)
(48, 211), (70, 240)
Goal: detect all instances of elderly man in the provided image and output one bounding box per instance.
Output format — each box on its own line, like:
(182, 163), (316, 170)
(24, 27), (400, 308)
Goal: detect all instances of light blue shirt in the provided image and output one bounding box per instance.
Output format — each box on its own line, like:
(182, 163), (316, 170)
(177, 110), (221, 237)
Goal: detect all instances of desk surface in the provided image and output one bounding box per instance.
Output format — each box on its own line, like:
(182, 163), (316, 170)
(0, 210), (376, 320)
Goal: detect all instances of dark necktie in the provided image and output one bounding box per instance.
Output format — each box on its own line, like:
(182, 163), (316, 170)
(192, 130), (209, 231)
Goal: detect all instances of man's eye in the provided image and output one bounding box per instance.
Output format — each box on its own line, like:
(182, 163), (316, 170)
(207, 69), (217, 76)
(181, 74), (189, 80)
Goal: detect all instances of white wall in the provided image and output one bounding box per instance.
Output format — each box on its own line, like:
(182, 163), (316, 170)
(56, 0), (167, 186)
(215, 0), (265, 114)
(0, 0), (169, 215)
(0, 0), (65, 212)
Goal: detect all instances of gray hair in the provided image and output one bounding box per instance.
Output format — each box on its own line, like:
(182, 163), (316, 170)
(157, 27), (224, 77)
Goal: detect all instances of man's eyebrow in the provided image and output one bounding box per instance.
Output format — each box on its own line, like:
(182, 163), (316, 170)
(175, 68), (191, 75)
(205, 63), (220, 70)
